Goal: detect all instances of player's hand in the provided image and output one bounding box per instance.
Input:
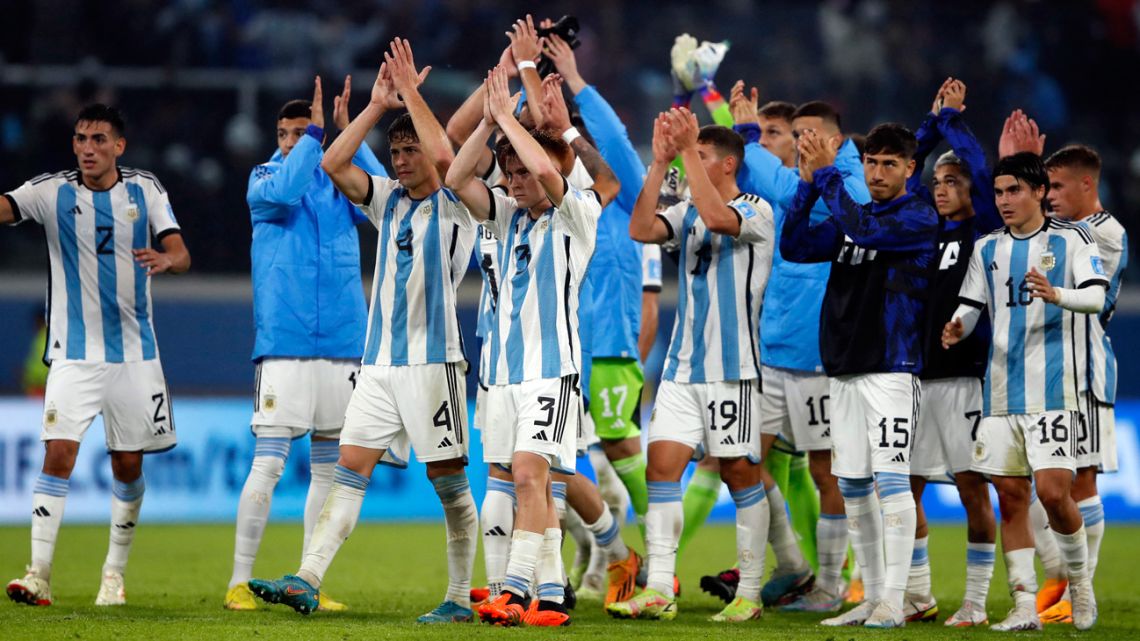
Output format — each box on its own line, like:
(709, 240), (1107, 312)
(133, 248), (174, 276)
(507, 14), (542, 71)
(666, 108), (699, 151)
(941, 78), (967, 112)
(652, 112), (678, 164)
(797, 130), (821, 181)
(332, 75), (352, 130)
(370, 63), (403, 110)
(541, 74), (572, 135)
(498, 45), (520, 78)
(384, 38), (431, 97)
(485, 66), (516, 125)
(544, 34), (581, 84)
(931, 77), (952, 114)
(729, 80), (759, 126)
(1026, 267), (1059, 303)
(798, 129), (836, 175)
(310, 76), (325, 130)
(941, 317), (965, 349)
(998, 109), (1046, 158)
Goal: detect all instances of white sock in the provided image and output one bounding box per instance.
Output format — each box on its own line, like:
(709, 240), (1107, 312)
(229, 437), (289, 588)
(877, 473), (917, 611)
(536, 528), (565, 603)
(551, 481), (568, 520)
(964, 542), (996, 606)
(840, 477), (885, 603)
(503, 529), (543, 598)
(817, 513), (848, 595)
(765, 485), (807, 576)
(906, 535), (931, 599)
(1054, 525), (1089, 584)
(1004, 547), (1038, 609)
(563, 507), (592, 569)
(730, 483), (770, 603)
(646, 481), (682, 598)
(588, 445), (630, 524)
(103, 476), (145, 575)
(30, 473), (69, 581)
(586, 504), (628, 563)
(432, 473), (478, 608)
(297, 465), (368, 588)
(303, 440), (338, 558)
(482, 478), (515, 598)
(1077, 496), (1105, 581)
(1029, 490), (1066, 579)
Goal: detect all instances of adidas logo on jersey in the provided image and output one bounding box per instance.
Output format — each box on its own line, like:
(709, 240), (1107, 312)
(485, 526), (507, 536)
(721, 435), (735, 445)
(1051, 447), (1067, 457)
(891, 452), (906, 463)
(67, 205), (82, 216)
(32, 506), (51, 517)
(532, 430), (548, 441)
(438, 436), (453, 448)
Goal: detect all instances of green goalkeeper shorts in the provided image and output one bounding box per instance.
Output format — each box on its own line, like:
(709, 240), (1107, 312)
(589, 357), (644, 441)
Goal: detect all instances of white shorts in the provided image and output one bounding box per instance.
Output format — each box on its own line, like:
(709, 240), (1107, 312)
(648, 379), (761, 463)
(42, 359), (176, 453)
(971, 410), (1078, 477)
(340, 362), (468, 465)
(474, 383), (489, 432)
(251, 358), (360, 439)
(1077, 393), (1117, 472)
(911, 377), (983, 477)
(829, 373), (919, 479)
(758, 366), (831, 452)
(483, 375), (580, 475)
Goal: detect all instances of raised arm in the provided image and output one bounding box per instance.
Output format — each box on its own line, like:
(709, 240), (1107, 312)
(779, 175), (844, 263)
(321, 64), (400, 204)
(669, 108), (740, 236)
(488, 66), (566, 206)
(934, 81), (1002, 233)
(541, 74), (620, 206)
(508, 15), (546, 129)
(385, 38), (449, 178)
(248, 78), (325, 217)
(444, 107), (497, 221)
(729, 81), (801, 208)
(629, 114), (676, 244)
(545, 34), (644, 212)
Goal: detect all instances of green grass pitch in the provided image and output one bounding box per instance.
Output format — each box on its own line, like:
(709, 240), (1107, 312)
(1, 523), (1137, 639)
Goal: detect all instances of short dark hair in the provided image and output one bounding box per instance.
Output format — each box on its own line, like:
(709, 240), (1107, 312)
(697, 125), (745, 175)
(277, 100), (311, 121)
(387, 113), (420, 145)
(994, 152), (1049, 197)
(758, 101), (796, 123)
(1044, 144), (1101, 178)
(863, 123), (917, 160)
(75, 103), (125, 137)
(495, 129), (571, 174)
(792, 101), (841, 129)
(848, 133), (866, 161)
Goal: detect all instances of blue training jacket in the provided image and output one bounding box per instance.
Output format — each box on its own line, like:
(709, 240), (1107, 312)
(247, 125), (386, 361)
(574, 86), (645, 362)
(734, 128), (869, 372)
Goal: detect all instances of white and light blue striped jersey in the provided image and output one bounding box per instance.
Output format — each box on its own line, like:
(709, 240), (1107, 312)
(481, 180), (600, 385)
(958, 217), (1109, 416)
(356, 176), (475, 367)
(475, 223), (500, 386)
(1080, 211), (1127, 404)
(4, 168), (180, 363)
(656, 192), (775, 384)
(642, 242), (662, 292)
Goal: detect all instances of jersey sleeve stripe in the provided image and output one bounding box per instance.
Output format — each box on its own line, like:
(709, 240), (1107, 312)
(1078, 278), (1110, 290)
(958, 296), (985, 309)
(657, 213), (675, 240)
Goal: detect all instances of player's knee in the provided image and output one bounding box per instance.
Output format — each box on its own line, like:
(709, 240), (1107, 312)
(42, 440), (80, 478)
(1034, 482), (1070, 514)
(110, 451), (144, 482)
(837, 476), (874, 500)
(992, 478), (1030, 516)
(250, 437), (291, 483)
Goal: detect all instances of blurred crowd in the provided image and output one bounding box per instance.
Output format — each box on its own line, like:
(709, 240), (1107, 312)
(1, 0), (1138, 275)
